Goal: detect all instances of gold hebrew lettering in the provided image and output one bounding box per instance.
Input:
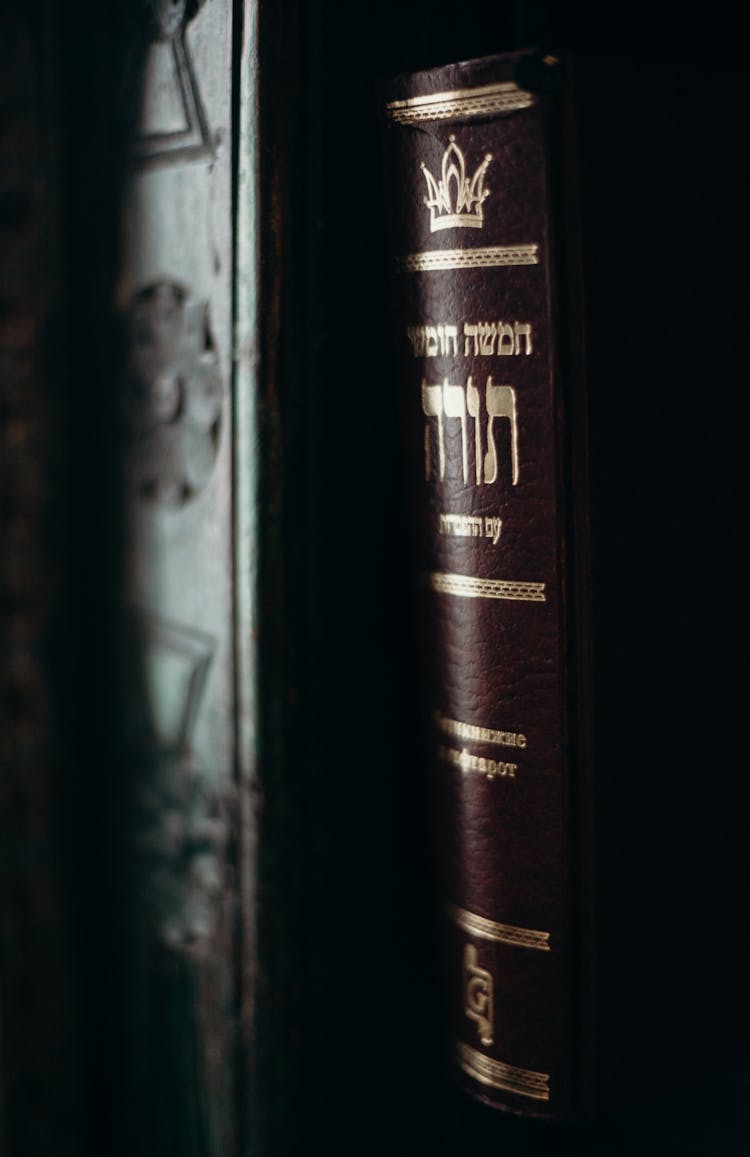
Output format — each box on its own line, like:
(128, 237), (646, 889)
(466, 376), (482, 485)
(463, 322), (479, 356)
(497, 321), (514, 355)
(484, 516), (502, 543)
(514, 321), (532, 355)
(422, 381), (445, 480)
(406, 326), (426, 357)
(444, 324), (458, 356)
(478, 321), (497, 355)
(442, 379), (468, 484)
(484, 379), (519, 485)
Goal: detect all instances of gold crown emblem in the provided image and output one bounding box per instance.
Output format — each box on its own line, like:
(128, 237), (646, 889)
(421, 136), (492, 233)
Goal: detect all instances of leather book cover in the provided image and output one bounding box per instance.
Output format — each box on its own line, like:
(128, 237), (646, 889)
(380, 48), (747, 1121)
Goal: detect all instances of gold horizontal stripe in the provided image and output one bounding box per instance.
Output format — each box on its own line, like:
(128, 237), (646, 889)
(397, 244), (539, 273)
(447, 902), (550, 951)
(386, 82), (533, 124)
(427, 572), (546, 602)
(456, 1041), (550, 1101)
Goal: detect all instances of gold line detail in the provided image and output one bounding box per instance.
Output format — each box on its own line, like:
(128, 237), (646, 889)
(427, 572), (546, 602)
(386, 82), (533, 124)
(447, 903), (550, 951)
(397, 244), (539, 273)
(456, 1041), (550, 1101)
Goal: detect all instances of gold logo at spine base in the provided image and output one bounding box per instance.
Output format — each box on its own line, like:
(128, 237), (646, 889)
(463, 945), (494, 1046)
(421, 138), (492, 233)
(455, 1041), (551, 1101)
(447, 903), (551, 952)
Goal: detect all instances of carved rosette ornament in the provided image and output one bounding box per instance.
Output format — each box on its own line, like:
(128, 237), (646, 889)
(134, 753), (228, 955)
(124, 281), (222, 505)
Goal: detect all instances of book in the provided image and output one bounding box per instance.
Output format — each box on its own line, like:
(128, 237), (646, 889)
(379, 48), (747, 1121)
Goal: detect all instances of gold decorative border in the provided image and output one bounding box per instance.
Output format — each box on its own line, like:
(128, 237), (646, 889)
(426, 572), (546, 602)
(456, 1041), (550, 1101)
(397, 244), (539, 273)
(385, 82), (533, 124)
(447, 903), (550, 952)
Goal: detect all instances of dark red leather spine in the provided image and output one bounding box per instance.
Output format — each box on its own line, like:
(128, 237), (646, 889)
(381, 53), (572, 1118)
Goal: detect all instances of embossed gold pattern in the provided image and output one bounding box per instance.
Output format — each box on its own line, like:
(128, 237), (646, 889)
(426, 572), (546, 601)
(397, 244), (539, 273)
(421, 138), (492, 232)
(385, 82), (533, 124)
(447, 902), (550, 951)
(456, 1041), (550, 1101)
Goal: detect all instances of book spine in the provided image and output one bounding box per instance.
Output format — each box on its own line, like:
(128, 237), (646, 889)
(381, 56), (573, 1118)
